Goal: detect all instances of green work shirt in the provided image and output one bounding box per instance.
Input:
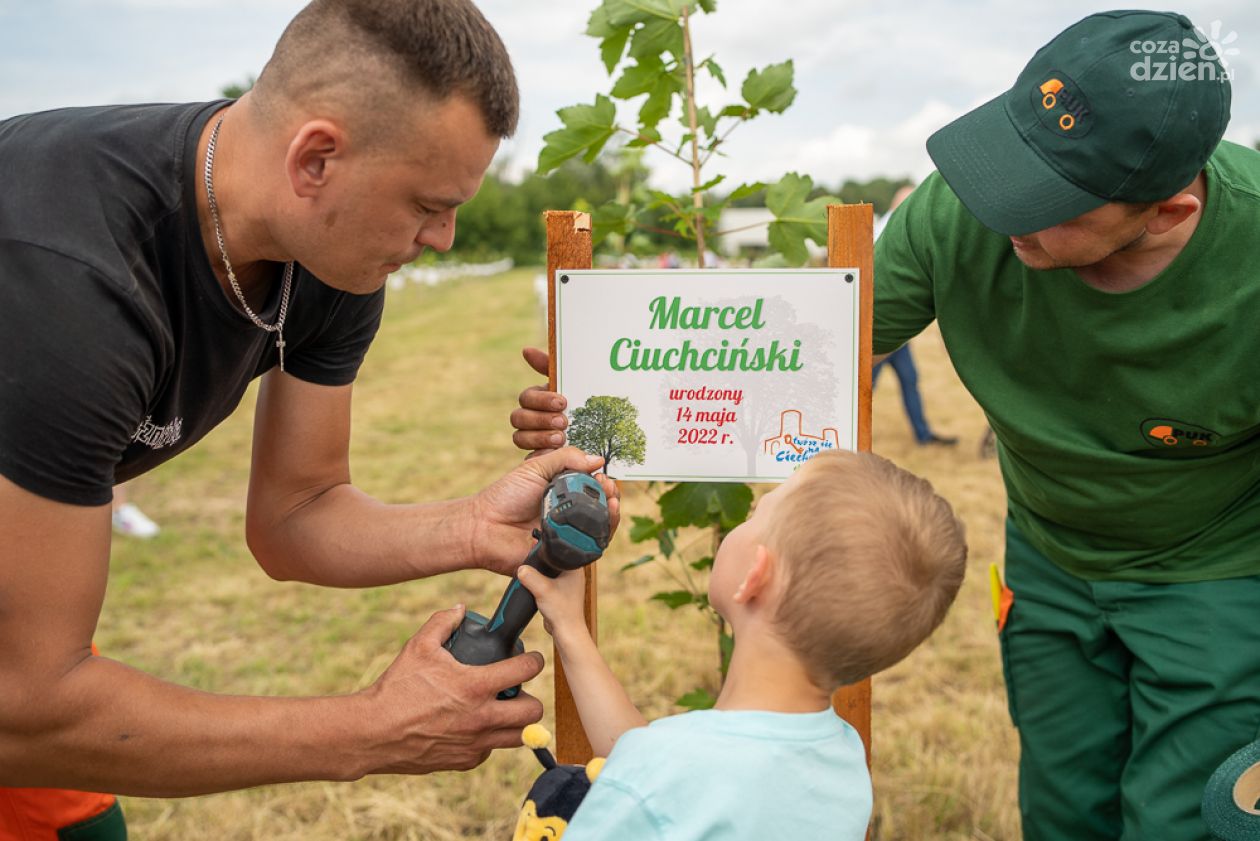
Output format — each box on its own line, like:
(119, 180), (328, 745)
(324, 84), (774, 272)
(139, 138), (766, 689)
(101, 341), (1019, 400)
(873, 140), (1260, 582)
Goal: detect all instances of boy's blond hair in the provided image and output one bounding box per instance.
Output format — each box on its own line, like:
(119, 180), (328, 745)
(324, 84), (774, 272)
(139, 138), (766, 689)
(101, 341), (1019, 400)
(763, 450), (967, 690)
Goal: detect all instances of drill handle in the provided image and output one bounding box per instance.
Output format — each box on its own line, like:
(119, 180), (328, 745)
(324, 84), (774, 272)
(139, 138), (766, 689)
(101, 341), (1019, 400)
(484, 577), (539, 641)
(483, 536), (563, 640)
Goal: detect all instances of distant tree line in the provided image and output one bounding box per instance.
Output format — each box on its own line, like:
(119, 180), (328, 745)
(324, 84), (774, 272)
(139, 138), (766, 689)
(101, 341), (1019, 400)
(455, 163), (914, 266)
(453, 159), (625, 265)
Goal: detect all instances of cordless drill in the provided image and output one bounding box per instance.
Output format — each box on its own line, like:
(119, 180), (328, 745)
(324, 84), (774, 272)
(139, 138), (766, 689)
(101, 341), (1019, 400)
(444, 470), (611, 698)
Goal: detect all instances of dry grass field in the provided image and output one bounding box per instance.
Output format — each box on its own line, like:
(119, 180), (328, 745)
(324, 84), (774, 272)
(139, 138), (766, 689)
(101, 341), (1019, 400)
(104, 267), (1019, 840)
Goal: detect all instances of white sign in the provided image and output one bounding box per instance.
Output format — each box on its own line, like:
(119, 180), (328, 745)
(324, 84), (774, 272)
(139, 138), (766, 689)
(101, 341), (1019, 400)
(555, 269), (861, 483)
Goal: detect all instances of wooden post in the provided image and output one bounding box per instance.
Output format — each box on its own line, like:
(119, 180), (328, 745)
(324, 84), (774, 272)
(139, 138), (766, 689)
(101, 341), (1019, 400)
(544, 210), (596, 764)
(827, 204), (874, 763)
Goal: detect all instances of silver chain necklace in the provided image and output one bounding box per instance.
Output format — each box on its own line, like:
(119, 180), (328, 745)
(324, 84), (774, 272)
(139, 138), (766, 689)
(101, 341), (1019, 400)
(204, 116), (294, 371)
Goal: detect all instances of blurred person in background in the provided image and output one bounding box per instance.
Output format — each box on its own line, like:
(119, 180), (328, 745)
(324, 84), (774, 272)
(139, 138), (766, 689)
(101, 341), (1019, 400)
(872, 185), (958, 448)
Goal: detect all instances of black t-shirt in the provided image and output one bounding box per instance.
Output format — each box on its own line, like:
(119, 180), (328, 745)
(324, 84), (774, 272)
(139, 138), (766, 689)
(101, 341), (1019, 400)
(0, 101), (385, 506)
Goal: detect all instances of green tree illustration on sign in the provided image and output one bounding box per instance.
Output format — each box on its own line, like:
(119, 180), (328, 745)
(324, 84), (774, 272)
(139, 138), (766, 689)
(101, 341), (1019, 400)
(567, 396), (647, 474)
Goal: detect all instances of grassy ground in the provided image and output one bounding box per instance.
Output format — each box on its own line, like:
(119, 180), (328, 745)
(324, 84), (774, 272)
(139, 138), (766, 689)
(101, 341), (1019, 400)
(106, 267), (1018, 839)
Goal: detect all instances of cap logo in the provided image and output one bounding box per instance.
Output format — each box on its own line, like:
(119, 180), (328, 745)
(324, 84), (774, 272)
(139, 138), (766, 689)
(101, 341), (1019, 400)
(1031, 73), (1092, 137)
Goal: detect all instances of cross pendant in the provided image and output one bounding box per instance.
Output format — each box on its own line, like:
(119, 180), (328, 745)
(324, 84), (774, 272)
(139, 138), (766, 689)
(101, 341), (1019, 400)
(277, 335), (286, 372)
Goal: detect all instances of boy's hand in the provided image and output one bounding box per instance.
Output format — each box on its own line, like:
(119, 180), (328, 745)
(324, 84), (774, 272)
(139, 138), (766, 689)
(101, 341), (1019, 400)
(517, 565), (589, 644)
(511, 348), (568, 454)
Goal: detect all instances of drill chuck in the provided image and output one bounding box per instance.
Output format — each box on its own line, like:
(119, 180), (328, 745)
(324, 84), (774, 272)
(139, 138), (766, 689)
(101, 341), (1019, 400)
(444, 470), (611, 697)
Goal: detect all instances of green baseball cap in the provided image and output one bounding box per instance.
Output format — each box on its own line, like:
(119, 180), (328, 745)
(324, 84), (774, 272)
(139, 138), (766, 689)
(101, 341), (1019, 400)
(927, 10), (1231, 236)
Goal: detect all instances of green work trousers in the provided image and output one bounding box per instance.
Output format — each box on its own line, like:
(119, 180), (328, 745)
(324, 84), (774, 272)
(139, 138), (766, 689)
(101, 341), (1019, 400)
(1000, 518), (1260, 841)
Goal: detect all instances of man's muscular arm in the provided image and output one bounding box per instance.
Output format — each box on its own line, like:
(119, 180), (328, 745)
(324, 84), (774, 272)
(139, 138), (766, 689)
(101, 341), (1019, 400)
(0, 474), (544, 794)
(244, 370), (617, 586)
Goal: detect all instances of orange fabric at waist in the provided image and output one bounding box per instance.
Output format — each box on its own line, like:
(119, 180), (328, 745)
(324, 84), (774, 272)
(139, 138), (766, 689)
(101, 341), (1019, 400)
(0, 788), (116, 841)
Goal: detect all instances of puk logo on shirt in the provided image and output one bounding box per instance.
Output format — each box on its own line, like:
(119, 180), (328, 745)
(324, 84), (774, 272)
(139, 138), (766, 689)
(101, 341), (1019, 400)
(1034, 75), (1093, 136)
(1140, 418), (1218, 448)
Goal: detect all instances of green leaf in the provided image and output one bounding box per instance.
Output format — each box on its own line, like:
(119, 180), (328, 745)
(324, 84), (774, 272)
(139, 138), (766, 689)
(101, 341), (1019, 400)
(586, 4), (618, 36)
(674, 132), (694, 158)
(702, 57), (726, 88)
(694, 173), (725, 194)
(600, 28), (632, 74)
(625, 126), (662, 148)
(592, 200), (636, 246)
(676, 688), (717, 710)
(768, 219), (810, 266)
(766, 171), (810, 216)
(766, 172), (838, 266)
(612, 57), (668, 99)
(629, 18), (684, 61)
(691, 555), (714, 571)
(658, 528), (676, 558)
(651, 590), (696, 609)
(718, 104), (749, 119)
(714, 484), (754, 527)
(638, 76), (678, 132)
(741, 60), (796, 114)
(537, 95), (617, 174)
(658, 482), (753, 530)
(727, 180), (767, 202)
(645, 189), (681, 211)
(629, 515), (661, 544)
(603, 0), (691, 27)
(698, 204), (726, 226)
(696, 0), (718, 12)
(694, 105), (717, 138)
(620, 554), (656, 572)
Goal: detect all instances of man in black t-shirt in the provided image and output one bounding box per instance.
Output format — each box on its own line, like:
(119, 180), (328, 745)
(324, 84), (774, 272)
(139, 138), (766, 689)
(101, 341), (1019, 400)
(0, 0), (619, 823)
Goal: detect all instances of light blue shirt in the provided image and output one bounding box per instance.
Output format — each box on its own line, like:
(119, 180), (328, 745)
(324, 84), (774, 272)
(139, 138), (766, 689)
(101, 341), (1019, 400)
(562, 708), (871, 841)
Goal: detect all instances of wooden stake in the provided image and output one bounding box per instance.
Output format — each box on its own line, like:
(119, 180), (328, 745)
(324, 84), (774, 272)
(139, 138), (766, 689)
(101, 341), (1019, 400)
(827, 204), (874, 764)
(544, 210), (596, 764)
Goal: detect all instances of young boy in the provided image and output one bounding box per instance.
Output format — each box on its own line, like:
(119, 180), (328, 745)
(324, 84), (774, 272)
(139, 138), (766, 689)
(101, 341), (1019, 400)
(518, 449), (968, 840)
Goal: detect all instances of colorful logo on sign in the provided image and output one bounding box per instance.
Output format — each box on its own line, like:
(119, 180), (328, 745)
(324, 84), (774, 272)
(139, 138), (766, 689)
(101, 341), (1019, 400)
(763, 410), (840, 463)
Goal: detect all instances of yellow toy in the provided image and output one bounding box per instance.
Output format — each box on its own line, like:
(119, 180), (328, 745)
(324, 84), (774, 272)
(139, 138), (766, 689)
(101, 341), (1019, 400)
(512, 724), (606, 841)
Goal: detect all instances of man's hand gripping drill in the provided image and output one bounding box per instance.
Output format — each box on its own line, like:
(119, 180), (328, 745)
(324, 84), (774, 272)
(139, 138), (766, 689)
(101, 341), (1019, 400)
(444, 470), (611, 698)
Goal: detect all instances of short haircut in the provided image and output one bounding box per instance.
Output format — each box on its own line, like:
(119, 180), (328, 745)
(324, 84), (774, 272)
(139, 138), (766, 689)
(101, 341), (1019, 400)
(763, 450), (967, 691)
(253, 0), (519, 139)
(1121, 200), (1158, 216)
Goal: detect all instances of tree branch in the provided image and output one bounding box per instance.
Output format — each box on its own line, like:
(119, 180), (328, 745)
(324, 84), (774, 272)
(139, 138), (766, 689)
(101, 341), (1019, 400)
(699, 118), (746, 168)
(681, 7), (707, 266)
(614, 126), (691, 166)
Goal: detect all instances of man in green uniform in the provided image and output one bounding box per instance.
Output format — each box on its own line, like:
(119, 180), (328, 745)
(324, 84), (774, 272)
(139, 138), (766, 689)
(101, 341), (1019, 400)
(513, 10), (1257, 840)
(874, 9), (1258, 839)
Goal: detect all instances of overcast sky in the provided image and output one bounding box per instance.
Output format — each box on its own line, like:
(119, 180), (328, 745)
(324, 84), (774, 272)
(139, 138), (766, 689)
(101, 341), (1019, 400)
(2, 0), (1257, 192)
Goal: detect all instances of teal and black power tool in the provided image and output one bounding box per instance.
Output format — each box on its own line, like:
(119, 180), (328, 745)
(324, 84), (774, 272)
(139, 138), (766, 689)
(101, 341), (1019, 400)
(444, 470), (611, 698)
